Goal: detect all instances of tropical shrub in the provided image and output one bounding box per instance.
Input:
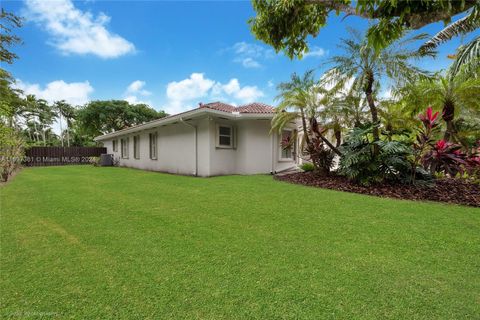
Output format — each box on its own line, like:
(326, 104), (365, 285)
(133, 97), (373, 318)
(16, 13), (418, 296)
(299, 162), (315, 172)
(422, 140), (467, 176)
(411, 107), (441, 182)
(0, 125), (25, 182)
(305, 137), (335, 174)
(339, 124), (417, 185)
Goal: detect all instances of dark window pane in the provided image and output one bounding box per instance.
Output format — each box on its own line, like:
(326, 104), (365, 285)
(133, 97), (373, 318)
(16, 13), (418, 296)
(219, 136), (231, 146)
(219, 126), (231, 136)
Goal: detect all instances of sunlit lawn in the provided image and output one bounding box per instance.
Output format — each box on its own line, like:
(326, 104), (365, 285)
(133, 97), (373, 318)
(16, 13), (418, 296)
(1, 166), (479, 319)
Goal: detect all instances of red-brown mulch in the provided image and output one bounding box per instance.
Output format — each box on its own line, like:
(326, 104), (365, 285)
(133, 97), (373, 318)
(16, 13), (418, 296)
(275, 172), (480, 207)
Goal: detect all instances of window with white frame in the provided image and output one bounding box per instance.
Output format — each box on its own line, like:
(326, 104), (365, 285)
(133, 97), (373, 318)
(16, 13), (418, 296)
(121, 138), (129, 159)
(133, 135), (140, 159)
(280, 129), (295, 160)
(149, 132), (157, 160)
(112, 140), (118, 152)
(216, 124), (233, 148)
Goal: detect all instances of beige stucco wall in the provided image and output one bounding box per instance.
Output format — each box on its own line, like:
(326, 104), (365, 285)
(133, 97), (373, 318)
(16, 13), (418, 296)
(102, 116), (296, 176)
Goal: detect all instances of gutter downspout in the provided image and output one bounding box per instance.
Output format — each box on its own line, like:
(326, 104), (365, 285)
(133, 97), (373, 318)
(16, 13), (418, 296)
(270, 132), (275, 175)
(180, 118), (198, 176)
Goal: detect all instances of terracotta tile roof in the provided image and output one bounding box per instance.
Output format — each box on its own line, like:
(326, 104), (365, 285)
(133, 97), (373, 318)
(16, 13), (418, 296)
(236, 102), (275, 114)
(200, 101), (275, 114)
(200, 102), (237, 113)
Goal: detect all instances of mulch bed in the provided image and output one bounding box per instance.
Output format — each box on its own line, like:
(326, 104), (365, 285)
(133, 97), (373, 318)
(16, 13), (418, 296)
(275, 172), (480, 207)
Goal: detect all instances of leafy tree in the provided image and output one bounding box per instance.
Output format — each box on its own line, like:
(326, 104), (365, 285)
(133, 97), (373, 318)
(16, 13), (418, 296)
(77, 100), (167, 138)
(323, 29), (432, 150)
(249, 0), (477, 58)
(0, 69), (24, 128)
(0, 8), (23, 64)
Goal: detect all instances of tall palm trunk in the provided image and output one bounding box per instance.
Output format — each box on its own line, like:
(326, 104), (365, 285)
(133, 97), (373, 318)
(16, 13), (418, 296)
(66, 125), (70, 147)
(33, 119), (39, 142)
(58, 113), (64, 147)
(335, 129), (341, 147)
(310, 117), (342, 156)
(364, 70), (380, 155)
(442, 99), (455, 141)
(300, 109), (311, 146)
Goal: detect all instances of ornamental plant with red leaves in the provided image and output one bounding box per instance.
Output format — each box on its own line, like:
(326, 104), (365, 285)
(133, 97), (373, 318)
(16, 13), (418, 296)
(423, 139), (467, 176)
(411, 106), (440, 182)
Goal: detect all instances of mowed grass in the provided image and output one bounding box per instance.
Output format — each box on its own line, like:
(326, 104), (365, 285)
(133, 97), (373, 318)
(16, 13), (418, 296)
(1, 166), (479, 319)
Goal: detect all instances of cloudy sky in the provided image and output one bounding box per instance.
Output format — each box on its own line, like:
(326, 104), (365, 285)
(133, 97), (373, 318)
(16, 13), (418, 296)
(4, 0), (478, 115)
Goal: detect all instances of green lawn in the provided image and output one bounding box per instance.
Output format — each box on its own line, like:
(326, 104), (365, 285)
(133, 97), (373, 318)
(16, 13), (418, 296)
(1, 166), (479, 319)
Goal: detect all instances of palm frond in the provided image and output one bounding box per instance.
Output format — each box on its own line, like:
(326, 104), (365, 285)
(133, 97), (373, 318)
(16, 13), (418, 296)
(420, 5), (480, 53)
(450, 36), (480, 76)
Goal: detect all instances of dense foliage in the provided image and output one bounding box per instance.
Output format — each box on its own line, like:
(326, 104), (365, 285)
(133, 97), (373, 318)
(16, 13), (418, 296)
(77, 100), (166, 137)
(249, 0), (479, 58)
(272, 27), (479, 186)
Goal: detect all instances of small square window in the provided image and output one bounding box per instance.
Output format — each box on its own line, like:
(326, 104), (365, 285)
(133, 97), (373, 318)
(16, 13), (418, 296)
(217, 125), (233, 148)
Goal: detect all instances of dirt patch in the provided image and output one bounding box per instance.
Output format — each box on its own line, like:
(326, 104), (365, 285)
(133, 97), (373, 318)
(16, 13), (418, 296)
(275, 172), (480, 207)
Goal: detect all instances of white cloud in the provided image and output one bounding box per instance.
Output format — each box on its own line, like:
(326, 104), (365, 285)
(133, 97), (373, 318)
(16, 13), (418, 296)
(215, 79), (264, 102)
(267, 80), (274, 88)
(241, 57), (261, 68)
(125, 80), (151, 95)
(162, 73), (264, 114)
(123, 80), (153, 105)
(304, 46), (327, 58)
(24, 0), (135, 58)
(229, 41), (275, 68)
(15, 79), (93, 105)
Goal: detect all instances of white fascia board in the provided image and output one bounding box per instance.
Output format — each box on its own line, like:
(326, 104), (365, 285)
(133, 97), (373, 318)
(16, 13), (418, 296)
(93, 108), (274, 141)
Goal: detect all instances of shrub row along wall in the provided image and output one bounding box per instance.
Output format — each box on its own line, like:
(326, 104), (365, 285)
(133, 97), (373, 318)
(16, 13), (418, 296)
(24, 147), (107, 166)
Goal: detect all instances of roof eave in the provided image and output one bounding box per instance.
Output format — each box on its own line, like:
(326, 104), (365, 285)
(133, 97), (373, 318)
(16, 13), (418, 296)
(93, 109), (275, 141)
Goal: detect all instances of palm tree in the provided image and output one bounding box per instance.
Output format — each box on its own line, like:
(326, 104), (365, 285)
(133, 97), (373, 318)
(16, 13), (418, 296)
(419, 4), (480, 76)
(63, 104), (76, 147)
(323, 28), (433, 150)
(53, 100), (75, 147)
(36, 99), (55, 146)
(271, 71), (341, 157)
(24, 95), (40, 142)
(317, 81), (371, 147)
(377, 99), (416, 140)
(451, 36), (480, 76)
(419, 4), (479, 53)
(399, 66), (480, 141)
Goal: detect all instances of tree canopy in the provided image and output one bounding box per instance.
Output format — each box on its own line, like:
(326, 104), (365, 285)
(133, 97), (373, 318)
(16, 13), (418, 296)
(249, 0), (479, 58)
(77, 100), (167, 137)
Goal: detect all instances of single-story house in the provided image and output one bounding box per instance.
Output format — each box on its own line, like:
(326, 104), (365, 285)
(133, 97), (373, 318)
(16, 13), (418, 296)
(94, 102), (299, 176)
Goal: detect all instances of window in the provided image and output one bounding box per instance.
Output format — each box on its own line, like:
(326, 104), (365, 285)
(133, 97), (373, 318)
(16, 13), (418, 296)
(112, 140), (118, 152)
(133, 135), (140, 159)
(280, 130), (295, 160)
(149, 132), (157, 160)
(121, 138), (129, 159)
(216, 124), (233, 148)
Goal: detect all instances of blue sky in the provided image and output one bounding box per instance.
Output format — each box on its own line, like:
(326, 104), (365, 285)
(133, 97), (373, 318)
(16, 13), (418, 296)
(3, 0), (479, 115)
